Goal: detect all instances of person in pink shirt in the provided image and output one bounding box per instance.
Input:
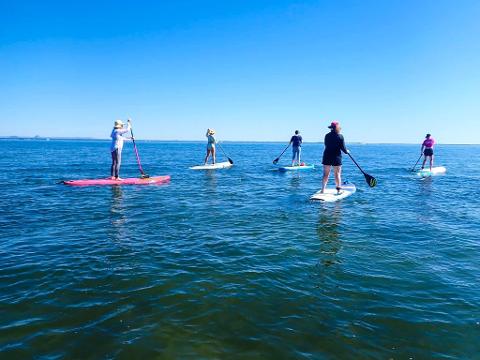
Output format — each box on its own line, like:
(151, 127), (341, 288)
(421, 133), (435, 171)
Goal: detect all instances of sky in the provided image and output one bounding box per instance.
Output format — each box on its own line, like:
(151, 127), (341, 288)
(1, 0), (479, 143)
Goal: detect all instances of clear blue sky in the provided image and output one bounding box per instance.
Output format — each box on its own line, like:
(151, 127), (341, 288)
(1, 0), (479, 143)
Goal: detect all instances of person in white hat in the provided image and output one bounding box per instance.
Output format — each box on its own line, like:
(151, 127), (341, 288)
(204, 129), (217, 165)
(110, 119), (132, 180)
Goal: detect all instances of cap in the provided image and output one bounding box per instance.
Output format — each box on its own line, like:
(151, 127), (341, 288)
(328, 121), (339, 129)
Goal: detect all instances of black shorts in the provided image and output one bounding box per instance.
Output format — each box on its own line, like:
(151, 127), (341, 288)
(424, 148), (434, 156)
(322, 155), (342, 166)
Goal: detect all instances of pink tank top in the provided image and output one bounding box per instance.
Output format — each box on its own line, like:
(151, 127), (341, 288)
(423, 138), (435, 148)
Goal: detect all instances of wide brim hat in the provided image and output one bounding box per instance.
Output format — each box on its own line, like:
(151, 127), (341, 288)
(208, 129), (216, 135)
(114, 120), (124, 128)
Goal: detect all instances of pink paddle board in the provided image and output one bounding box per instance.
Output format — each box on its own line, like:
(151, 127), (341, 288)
(63, 175), (170, 186)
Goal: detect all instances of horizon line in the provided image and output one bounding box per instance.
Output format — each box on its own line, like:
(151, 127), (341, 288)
(0, 136), (479, 146)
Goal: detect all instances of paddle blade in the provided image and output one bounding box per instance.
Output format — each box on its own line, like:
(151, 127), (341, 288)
(228, 158), (234, 164)
(364, 173), (377, 187)
(273, 158), (279, 164)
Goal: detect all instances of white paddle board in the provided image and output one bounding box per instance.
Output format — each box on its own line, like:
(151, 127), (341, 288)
(189, 161), (233, 170)
(310, 183), (356, 202)
(278, 164), (314, 172)
(416, 166), (446, 177)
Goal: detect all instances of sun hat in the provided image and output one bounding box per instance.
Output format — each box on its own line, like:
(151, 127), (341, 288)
(114, 120), (124, 129)
(208, 128), (216, 135)
(328, 121), (339, 129)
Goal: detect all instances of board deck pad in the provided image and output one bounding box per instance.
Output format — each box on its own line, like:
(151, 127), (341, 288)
(416, 166), (447, 177)
(63, 175), (171, 186)
(310, 183), (356, 202)
(190, 161), (233, 170)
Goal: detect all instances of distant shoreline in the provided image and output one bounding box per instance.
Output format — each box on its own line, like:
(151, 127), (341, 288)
(0, 136), (478, 145)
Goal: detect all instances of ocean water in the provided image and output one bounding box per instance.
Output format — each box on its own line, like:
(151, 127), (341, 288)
(0, 139), (479, 359)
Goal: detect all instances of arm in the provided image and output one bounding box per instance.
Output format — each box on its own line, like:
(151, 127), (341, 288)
(118, 123), (131, 135)
(339, 135), (348, 154)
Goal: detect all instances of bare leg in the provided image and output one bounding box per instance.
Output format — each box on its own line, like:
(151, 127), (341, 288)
(204, 149), (212, 165)
(297, 147), (301, 166)
(429, 155), (434, 171)
(321, 165), (332, 193)
(421, 155), (426, 169)
(212, 147), (216, 164)
(334, 166), (342, 193)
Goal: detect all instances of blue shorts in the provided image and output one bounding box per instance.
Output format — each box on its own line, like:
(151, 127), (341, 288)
(292, 146), (301, 159)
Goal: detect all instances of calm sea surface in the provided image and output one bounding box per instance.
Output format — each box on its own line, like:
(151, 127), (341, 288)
(0, 140), (479, 359)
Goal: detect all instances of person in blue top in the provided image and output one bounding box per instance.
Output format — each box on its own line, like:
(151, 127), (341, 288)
(110, 119), (131, 180)
(204, 128), (216, 165)
(290, 130), (303, 166)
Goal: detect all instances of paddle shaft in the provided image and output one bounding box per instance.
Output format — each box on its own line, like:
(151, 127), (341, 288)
(273, 143), (290, 164)
(347, 151), (366, 174)
(217, 142), (233, 164)
(347, 151), (377, 187)
(411, 154), (423, 172)
(129, 124), (147, 176)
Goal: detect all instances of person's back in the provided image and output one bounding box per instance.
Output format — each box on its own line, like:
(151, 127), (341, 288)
(111, 126), (130, 152)
(290, 130), (303, 166)
(421, 134), (435, 170)
(324, 131), (346, 157)
(423, 136), (435, 148)
(290, 134), (302, 148)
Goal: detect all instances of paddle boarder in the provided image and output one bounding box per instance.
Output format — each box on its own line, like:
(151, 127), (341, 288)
(290, 130), (303, 166)
(204, 129), (217, 165)
(321, 121), (349, 194)
(110, 119), (132, 180)
(420, 133), (435, 171)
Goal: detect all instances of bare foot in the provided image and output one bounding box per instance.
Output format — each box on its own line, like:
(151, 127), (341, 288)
(115, 177), (123, 181)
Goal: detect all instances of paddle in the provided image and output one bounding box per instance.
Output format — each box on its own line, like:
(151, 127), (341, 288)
(273, 143), (290, 164)
(217, 142), (234, 164)
(347, 151), (377, 187)
(410, 154), (423, 172)
(128, 119), (149, 178)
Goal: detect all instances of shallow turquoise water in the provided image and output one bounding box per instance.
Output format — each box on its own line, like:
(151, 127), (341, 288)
(1, 140), (479, 358)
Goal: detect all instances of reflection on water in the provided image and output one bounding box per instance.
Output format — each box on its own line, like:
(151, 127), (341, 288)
(110, 186), (127, 241)
(417, 177), (433, 223)
(289, 174), (302, 190)
(316, 203), (343, 268)
(204, 170), (218, 192)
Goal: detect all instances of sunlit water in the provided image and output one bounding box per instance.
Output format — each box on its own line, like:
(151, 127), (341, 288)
(1, 140), (479, 358)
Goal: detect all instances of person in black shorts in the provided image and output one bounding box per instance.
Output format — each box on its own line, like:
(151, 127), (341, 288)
(321, 121), (349, 194)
